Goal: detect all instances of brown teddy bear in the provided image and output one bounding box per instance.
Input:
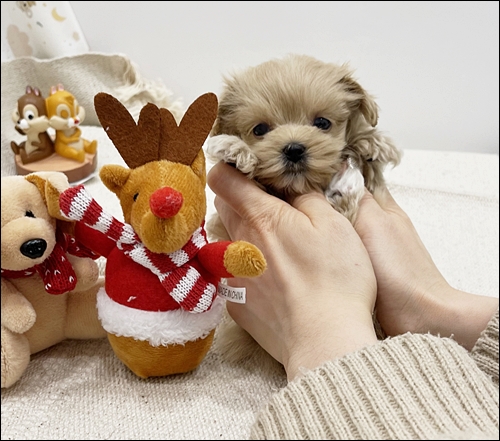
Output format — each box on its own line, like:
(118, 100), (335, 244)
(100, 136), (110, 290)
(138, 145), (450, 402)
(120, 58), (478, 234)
(1, 171), (107, 389)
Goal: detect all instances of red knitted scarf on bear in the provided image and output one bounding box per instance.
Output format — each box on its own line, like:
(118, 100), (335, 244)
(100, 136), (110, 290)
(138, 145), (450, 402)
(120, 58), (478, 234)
(59, 185), (217, 313)
(1, 229), (98, 295)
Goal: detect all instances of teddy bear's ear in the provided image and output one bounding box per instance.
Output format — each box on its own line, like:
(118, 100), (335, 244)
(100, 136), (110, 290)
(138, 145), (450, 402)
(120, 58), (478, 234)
(25, 174), (48, 204)
(25, 172), (72, 221)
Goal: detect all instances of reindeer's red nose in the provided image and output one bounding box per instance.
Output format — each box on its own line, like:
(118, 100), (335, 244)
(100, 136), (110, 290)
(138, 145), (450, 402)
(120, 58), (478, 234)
(149, 187), (183, 219)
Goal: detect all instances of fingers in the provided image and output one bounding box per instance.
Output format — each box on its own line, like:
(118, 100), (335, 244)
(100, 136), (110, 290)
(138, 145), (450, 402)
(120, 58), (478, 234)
(359, 185), (401, 213)
(289, 191), (342, 225)
(213, 194), (239, 235)
(207, 161), (281, 217)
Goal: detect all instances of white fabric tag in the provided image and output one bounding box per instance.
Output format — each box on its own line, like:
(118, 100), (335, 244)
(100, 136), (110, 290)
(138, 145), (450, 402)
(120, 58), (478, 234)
(217, 282), (246, 304)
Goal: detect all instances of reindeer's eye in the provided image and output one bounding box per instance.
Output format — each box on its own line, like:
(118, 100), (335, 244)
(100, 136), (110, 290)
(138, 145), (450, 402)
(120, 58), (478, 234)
(313, 117), (331, 131)
(25, 210), (35, 218)
(133, 193), (139, 201)
(253, 123), (270, 137)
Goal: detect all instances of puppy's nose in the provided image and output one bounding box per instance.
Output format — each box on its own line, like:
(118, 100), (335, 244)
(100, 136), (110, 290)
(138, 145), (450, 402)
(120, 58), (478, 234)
(283, 143), (306, 163)
(20, 239), (47, 259)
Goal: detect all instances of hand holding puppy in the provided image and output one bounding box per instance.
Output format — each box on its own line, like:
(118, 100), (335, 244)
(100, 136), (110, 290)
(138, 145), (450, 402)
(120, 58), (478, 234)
(207, 161), (378, 381)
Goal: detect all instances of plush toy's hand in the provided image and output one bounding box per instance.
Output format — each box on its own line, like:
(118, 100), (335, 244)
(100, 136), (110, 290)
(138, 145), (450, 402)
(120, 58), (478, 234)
(224, 241), (267, 278)
(198, 240), (267, 279)
(67, 255), (100, 290)
(1, 279), (37, 334)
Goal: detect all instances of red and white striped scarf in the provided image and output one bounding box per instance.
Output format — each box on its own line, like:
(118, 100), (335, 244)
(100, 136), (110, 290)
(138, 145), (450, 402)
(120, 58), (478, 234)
(1, 229), (98, 295)
(59, 185), (216, 313)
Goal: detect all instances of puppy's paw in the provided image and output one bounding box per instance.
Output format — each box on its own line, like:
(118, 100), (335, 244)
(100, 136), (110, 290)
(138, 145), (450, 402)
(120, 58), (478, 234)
(206, 135), (258, 175)
(353, 133), (402, 166)
(325, 159), (364, 223)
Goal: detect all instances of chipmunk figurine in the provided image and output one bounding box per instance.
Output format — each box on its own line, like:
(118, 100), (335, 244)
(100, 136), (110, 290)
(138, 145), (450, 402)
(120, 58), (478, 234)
(11, 85), (55, 165)
(45, 84), (97, 163)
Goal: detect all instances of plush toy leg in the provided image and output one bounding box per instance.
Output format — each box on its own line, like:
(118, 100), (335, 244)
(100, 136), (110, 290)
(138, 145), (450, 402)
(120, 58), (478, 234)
(1, 326), (31, 388)
(64, 283), (107, 340)
(107, 329), (216, 378)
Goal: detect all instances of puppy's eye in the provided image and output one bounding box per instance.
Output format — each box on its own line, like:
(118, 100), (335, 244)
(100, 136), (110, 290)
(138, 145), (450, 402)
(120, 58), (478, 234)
(133, 193), (139, 201)
(253, 123), (270, 137)
(25, 210), (35, 218)
(313, 117), (331, 131)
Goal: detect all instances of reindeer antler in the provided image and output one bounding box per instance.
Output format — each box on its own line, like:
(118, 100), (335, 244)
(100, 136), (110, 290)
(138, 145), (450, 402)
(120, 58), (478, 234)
(94, 92), (218, 169)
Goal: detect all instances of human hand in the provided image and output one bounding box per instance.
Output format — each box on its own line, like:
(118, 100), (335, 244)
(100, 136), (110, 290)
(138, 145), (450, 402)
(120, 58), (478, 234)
(207, 162), (378, 380)
(355, 187), (498, 350)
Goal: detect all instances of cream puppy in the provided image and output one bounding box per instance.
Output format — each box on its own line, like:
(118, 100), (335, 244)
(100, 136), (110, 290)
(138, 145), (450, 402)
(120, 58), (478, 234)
(206, 54), (402, 363)
(207, 54), (402, 240)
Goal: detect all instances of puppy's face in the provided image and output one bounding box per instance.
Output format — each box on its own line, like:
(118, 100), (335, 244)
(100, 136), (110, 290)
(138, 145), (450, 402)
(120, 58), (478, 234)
(211, 54), (380, 197)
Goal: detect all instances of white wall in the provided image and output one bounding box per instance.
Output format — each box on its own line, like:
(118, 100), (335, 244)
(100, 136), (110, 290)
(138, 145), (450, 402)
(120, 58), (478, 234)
(32, 2), (500, 154)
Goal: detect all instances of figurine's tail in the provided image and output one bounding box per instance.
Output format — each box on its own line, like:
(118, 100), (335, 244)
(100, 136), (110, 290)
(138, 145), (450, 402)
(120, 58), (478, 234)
(10, 141), (20, 155)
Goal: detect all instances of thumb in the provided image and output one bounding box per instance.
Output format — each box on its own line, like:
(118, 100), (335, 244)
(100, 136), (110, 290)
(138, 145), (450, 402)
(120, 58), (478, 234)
(288, 190), (339, 221)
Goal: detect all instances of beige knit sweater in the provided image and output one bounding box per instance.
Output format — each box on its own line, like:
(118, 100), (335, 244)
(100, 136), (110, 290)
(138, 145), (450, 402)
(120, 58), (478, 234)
(251, 310), (499, 440)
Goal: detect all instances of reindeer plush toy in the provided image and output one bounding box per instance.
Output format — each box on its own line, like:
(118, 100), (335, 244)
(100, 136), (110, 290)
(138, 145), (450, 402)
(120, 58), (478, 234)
(59, 92), (267, 378)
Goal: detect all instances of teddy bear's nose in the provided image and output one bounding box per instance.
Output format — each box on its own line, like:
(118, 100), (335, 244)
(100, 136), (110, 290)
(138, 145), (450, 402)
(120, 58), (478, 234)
(20, 239), (47, 259)
(149, 187), (184, 219)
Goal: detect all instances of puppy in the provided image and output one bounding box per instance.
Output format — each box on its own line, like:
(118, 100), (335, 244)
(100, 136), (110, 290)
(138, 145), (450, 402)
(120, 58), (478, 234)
(206, 54), (401, 363)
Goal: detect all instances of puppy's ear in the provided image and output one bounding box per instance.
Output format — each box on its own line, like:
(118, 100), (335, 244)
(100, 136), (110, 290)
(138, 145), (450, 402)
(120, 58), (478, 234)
(210, 84), (239, 136)
(211, 101), (234, 136)
(210, 113), (224, 136)
(340, 75), (379, 127)
(339, 75), (402, 188)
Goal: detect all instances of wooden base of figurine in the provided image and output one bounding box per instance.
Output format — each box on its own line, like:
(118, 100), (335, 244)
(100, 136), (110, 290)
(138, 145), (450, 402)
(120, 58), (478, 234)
(14, 152), (98, 184)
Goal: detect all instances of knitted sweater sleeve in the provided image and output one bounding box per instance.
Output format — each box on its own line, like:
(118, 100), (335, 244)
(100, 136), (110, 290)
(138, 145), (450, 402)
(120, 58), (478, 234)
(471, 309), (499, 386)
(250, 309), (499, 440)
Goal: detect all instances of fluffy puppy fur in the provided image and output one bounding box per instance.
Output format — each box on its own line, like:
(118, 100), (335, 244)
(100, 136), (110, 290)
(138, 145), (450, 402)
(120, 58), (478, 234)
(206, 54), (402, 364)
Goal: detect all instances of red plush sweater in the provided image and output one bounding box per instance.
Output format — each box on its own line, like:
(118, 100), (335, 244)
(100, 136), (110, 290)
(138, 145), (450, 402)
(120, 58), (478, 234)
(61, 185), (234, 314)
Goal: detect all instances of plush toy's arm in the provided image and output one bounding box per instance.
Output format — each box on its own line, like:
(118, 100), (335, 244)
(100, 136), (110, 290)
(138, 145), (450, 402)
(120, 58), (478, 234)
(74, 221), (116, 259)
(66, 254), (100, 291)
(197, 241), (234, 278)
(60, 185), (137, 255)
(198, 241), (267, 278)
(1, 278), (37, 333)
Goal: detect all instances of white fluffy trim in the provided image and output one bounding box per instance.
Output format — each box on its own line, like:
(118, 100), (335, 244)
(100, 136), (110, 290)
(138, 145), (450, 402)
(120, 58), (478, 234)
(96, 288), (224, 346)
